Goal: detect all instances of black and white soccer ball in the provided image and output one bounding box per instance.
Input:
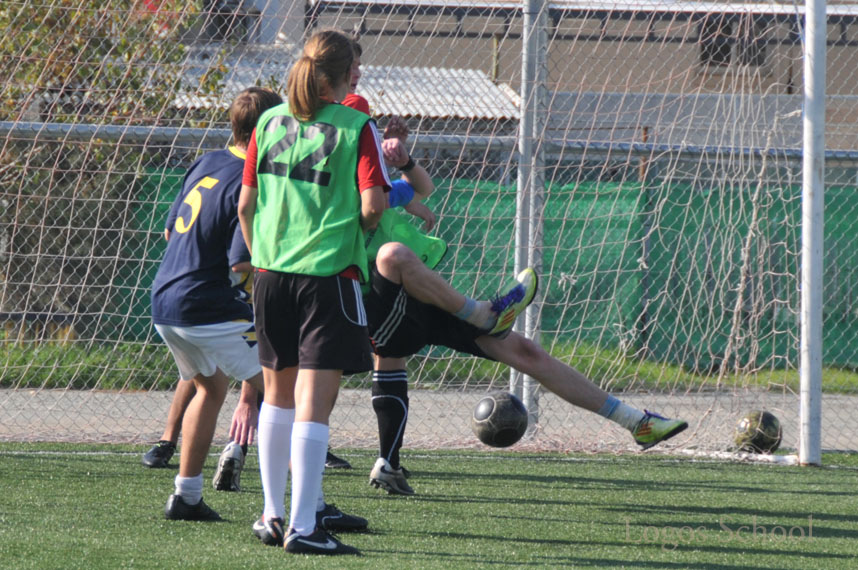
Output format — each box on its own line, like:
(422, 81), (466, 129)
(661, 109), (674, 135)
(734, 410), (782, 453)
(471, 391), (529, 448)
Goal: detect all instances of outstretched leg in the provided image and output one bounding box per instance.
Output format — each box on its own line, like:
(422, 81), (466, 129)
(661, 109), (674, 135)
(475, 332), (687, 449)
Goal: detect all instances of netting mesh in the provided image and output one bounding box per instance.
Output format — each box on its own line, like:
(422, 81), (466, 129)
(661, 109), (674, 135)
(2, 0), (858, 453)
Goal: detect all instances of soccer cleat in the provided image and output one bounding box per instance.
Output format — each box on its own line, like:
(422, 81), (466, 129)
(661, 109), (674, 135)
(164, 494), (222, 521)
(285, 527), (360, 556)
(316, 503), (368, 532)
(369, 457), (415, 496)
(487, 268), (539, 338)
(633, 410), (688, 450)
(325, 449), (352, 469)
(142, 440), (176, 468)
(253, 516), (286, 547)
(212, 441), (244, 492)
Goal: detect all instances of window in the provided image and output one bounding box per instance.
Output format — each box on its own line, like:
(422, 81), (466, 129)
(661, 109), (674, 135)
(698, 15), (733, 67)
(737, 16), (768, 66)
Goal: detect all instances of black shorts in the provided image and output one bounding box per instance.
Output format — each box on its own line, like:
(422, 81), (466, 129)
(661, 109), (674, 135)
(364, 267), (490, 360)
(253, 270), (373, 374)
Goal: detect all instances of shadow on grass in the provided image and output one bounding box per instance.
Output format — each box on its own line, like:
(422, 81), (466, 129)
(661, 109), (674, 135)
(602, 503), (858, 527)
(374, 529), (854, 568)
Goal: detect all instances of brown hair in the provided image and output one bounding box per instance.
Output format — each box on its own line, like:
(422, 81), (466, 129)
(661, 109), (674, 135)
(229, 87), (283, 147)
(287, 29), (354, 121)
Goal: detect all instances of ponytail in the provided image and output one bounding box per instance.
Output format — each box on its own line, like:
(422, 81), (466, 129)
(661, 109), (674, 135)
(287, 29), (354, 121)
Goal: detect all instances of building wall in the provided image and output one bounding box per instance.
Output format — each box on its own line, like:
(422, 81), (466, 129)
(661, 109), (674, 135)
(313, 10), (858, 97)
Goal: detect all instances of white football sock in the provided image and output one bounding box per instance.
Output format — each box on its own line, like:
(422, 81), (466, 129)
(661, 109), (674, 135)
(290, 422), (329, 535)
(257, 402), (294, 521)
(174, 473), (203, 505)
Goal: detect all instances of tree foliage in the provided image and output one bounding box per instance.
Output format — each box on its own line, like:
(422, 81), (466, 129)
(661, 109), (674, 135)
(0, 1), (216, 343)
(0, 0), (198, 124)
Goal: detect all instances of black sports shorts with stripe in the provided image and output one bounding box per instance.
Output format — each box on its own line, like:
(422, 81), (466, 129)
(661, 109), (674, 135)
(254, 269), (373, 374)
(364, 267), (490, 360)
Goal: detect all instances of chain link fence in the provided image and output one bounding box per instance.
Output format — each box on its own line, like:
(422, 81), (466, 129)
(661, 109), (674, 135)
(3, 0), (858, 453)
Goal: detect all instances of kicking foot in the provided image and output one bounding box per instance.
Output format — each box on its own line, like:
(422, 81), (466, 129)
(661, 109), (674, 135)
(633, 410), (688, 450)
(486, 268), (539, 338)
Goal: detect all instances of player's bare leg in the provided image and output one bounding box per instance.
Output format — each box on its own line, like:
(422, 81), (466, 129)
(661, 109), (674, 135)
(375, 242), (496, 329)
(165, 370), (229, 521)
(475, 333), (687, 448)
(179, 371), (229, 477)
(476, 333), (608, 412)
(162, 378), (196, 442)
(143, 378), (195, 468)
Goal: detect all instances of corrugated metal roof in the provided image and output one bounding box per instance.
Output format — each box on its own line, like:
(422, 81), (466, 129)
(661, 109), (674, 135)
(359, 65), (518, 120)
(174, 47), (518, 120)
(309, 0), (858, 17)
(173, 45), (297, 110)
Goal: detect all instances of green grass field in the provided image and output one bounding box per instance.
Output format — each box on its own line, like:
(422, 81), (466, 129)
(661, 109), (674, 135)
(1, 444), (856, 569)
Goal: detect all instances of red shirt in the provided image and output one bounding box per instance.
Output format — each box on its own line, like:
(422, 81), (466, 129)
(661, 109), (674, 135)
(342, 93), (371, 115)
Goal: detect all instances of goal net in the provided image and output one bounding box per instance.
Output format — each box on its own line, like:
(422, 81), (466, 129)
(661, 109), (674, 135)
(2, 0), (857, 455)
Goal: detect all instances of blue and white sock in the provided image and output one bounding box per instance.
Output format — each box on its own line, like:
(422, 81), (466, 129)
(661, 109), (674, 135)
(597, 395), (645, 431)
(454, 297), (495, 330)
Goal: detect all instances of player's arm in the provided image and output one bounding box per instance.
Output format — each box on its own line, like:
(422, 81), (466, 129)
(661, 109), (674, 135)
(401, 161), (433, 202)
(357, 120), (391, 231)
(228, 221), (252, 275)
(229, 376), (263, 446)
(361, 186), (385, 230)
(403, 201), (436, 231)
(382, 138), (433, 201)
(237, 185), (257, 254)
(238, 128), (260, 254)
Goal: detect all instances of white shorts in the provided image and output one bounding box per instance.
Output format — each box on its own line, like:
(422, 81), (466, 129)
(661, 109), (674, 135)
(154, 321), (261, 382)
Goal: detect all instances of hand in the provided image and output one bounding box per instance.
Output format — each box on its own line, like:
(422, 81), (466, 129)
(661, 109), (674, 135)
(404, 200), (436, 231)
(228, 397), (259, 446)
(383, 115), (409, 142)
(382, 138), (409, 168)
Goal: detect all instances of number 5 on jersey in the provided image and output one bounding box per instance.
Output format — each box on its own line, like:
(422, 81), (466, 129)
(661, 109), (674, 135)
(175, 176), (219, 234)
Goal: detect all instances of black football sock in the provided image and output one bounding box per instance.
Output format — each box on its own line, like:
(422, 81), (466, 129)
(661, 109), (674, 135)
(372, 369), (409, 470)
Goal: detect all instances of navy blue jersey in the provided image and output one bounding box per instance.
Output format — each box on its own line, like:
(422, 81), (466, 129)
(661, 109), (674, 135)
(151, 147), (253, 326)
